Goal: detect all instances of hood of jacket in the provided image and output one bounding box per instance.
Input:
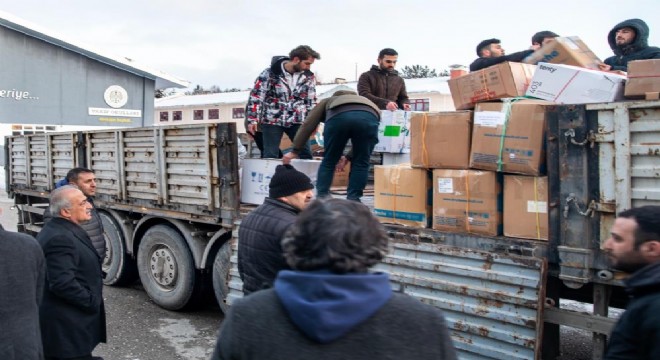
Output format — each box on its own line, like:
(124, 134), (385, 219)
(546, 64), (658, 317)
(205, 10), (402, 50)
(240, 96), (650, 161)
(625, 261), (660, 297)
(608, 18), (650, 55)
(274, 270), (392, 344)
(270, 55), (313, 78)
(369, 64), (400, 76)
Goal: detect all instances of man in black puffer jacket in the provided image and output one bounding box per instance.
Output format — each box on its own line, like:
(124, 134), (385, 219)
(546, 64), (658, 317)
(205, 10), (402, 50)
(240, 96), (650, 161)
(237, 164), (314, 295)
(44, 168), (105, 260)
(601, 18), (660, 72)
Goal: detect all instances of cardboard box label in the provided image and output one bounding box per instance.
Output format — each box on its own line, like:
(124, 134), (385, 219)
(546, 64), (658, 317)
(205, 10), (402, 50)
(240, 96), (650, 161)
(474, 111), (506, 127)
(437, 178), (454, 193)
(527, 201), (548, 213)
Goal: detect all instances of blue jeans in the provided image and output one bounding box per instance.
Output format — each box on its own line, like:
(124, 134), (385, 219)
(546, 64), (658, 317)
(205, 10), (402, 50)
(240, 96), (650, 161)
(260, 123), (312, 159)
(316, 110), (379, 201)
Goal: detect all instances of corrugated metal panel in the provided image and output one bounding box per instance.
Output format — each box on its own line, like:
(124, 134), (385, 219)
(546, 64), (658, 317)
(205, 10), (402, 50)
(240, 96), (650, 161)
(87, 130), (121, 200)
(375, 242), (546, 360)
(8, 136), (29, 189)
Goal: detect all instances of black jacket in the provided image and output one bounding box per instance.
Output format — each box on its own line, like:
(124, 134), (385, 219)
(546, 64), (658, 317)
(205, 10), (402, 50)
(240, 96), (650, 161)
(37, 217), (107, 358)
(357, 65), (409, 110)
(237, 198), (299, 294)
(604, 262), (660, 359)
(604, 18), (660, 71)
(469, 50), (534, 71)
(44, 195), (105, 259)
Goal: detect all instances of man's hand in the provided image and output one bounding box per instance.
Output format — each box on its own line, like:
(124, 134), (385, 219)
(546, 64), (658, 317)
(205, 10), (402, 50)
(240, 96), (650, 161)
(247, 123), (258, 135)
(386, 102), (399, 111)
(403, 103), (411, 111)
(598, 63), (612, 72)
(336, 156), (350, 171)
(282, 152), (298, 165)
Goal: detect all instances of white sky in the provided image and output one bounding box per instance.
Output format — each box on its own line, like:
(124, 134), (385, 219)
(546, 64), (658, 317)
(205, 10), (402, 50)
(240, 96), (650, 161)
(2, 0), (659, 90)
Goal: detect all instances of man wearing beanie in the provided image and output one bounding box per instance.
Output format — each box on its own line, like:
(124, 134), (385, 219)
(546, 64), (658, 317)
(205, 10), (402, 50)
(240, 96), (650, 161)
(237, 164), (314, 295)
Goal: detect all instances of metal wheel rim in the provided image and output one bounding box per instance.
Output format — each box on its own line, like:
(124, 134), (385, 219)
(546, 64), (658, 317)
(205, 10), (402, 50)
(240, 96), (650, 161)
(148, 244), (178, 291)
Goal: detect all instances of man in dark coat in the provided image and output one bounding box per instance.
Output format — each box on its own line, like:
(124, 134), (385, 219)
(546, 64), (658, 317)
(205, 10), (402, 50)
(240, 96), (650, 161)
(603, 205), (660, 359)
(358, 48), (410, 111)
(469, 38), (534, 72)
(0, 223), (45, 360)
(38, 186), (107, 360)
(237, 164), (314, 295)
(601, 18), (660, 72)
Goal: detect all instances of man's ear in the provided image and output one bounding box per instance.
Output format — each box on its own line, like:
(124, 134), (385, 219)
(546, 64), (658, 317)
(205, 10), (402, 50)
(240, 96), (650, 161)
(642, 240), (660, 259)
(481, 49), (490, 57)
(60, 208), (71, 219)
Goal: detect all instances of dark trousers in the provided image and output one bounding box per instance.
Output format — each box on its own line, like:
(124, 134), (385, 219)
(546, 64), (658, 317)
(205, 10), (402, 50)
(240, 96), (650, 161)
(261, 123), (312, 159)
(317, 111), (379, 201)
(250, 131), (282, 158)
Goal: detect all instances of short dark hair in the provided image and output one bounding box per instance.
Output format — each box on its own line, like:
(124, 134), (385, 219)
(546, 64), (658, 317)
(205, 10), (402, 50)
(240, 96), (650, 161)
(378, 48), (398, 59)
(618, 206), (660, 248)
(532, 31), (559, 45)
(66, 167), (94, 183)
(476, 38), (500, 56)
(282, 198), (389, 273)
(289, 45), (320, 61)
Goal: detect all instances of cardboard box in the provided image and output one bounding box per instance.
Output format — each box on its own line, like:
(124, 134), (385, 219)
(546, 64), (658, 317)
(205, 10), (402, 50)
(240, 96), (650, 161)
(432, 169), (502, 236)
(375, 110), (411, 153)
(448, 62), (536, 110)
(470, 100), (550, 175)
(331, 162), (351, 187)
(504, 175), (549, 240)
(382, 153), (411, 166)
(526, 62), (626, 104)
(241, 159), (320, 205)
(374, 164), (431, 227)
(523, 36), (602, 70)
(410, 111), (472, 169)
(280, 129), (323, 155)
(625, 59), (660, 98)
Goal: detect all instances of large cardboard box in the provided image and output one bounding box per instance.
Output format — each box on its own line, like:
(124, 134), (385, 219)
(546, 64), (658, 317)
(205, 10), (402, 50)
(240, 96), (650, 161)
(432, 169), (502, 236)
(410, 111), (472, 169)
(523, 36), (602, 70)
(374, 164), (431, 227)
(526, 62), (626, 104)
(375, 110), (412, 153)
(625, 59), (660, 98)
(504, 175), (549, 240)
(241, 159), (320, 205)
(448, 62), (536, 110)
(469, 100), (550, 175)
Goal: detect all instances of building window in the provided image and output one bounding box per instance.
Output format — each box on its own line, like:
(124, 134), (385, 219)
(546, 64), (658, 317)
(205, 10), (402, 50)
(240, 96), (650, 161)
(208, 109), (219, 120)
(409, 98), (430, 111)
(232, 108), (245, 119)
(173, 111), (182, 121)
(193, 110), (204, 120)
(160, 111), (169, 122)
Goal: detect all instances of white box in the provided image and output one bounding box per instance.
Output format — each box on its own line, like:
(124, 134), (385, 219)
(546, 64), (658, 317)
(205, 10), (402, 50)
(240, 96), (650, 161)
(375, 110), (411, 154)
(382, 153), (411, 165)
(526, 62), (626, 104)
(240, 159), (321, 205)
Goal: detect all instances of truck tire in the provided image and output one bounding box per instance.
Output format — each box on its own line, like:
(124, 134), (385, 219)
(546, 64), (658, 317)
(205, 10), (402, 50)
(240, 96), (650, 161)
(137, 225), (197, 310)
(100, 212), (137, 286)
(212, 240), (232, 314)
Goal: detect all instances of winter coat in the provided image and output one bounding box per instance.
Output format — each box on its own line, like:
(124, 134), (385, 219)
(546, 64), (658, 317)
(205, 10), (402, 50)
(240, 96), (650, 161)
(37, 217), (107, 358)
(246, 56), (317, 128)
(604, 262), (660, 359)
(0, 225), (45, 360)
(469, 50), (534, 71)
(604, 18), (660, 71)
(237, 198), (299, 294)
(357, 65), (409, 110)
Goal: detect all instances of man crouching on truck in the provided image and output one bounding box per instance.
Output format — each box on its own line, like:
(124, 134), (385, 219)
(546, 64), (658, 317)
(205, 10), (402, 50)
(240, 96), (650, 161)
(213, 198), (457, 360)
(603, 205), (660, 359)
(237, 164), (314, 295)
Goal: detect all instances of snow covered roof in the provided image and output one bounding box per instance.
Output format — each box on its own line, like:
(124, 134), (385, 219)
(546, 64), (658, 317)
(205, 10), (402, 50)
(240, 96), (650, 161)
(0, 10), (190, 89)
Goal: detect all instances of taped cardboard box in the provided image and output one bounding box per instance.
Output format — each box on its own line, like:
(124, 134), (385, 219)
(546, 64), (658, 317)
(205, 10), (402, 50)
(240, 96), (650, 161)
(374, 164), (431, 227)
(241, 159), (320, 205)
(410, 111), (472, 169)
(432, 169), (502, 236)
(625, 59), (660, 98)
(375, 110), (411, 153)
(448, 62), (536, 110)
(470, 99), (551, 175)
(331, 162), (351, 187)
(504, 175), (548, 240)
(526, 62), (626, 104)
(523, 36), (602, 70)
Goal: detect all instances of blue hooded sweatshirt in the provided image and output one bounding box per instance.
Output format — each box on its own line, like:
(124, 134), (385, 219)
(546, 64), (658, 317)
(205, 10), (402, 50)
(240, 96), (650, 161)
(274, 270), (392, 344)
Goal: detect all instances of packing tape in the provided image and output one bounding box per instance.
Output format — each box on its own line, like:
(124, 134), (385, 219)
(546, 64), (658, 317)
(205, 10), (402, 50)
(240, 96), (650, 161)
(496, 97), (526, 172)
(533, 177), (541, 240)
(464, 170), (471, 233)
(422, 113), (429, 168)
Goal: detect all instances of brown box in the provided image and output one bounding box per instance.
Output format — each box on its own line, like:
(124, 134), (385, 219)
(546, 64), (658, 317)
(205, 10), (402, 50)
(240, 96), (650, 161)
(374, 165), (431, 227)
(625, 59), (660, 98)
(432, 169), (502, 236)
(331, 162), (351, 187)
(448, 62), (536, 110)
(504, 175), (549, 240)
(410, 111), (472, 169)
(524, 36), (602, 70)
(469, 99), (551, 175)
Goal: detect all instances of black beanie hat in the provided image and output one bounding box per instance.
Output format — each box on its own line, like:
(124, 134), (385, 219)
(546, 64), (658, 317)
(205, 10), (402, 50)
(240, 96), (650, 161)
(269, 164), (314, 198)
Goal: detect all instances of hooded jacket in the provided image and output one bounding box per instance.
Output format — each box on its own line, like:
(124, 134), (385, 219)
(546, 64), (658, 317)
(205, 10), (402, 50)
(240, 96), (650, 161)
(246, 56), (317, 128)
(604, 19), (660, 71)
(604, 262), (660, 359)
(357, 65), (409, 110)
(469, 49), (534, 72)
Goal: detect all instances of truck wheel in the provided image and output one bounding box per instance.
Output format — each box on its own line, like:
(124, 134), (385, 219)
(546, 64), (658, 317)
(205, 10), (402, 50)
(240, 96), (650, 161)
(212, 240), (232, 314)
(137, 225), (197, 310)
(100, 212), (137, 286)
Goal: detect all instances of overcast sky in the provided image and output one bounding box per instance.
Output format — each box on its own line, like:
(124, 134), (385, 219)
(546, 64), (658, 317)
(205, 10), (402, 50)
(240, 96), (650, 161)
(2, 1), (659, 90)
